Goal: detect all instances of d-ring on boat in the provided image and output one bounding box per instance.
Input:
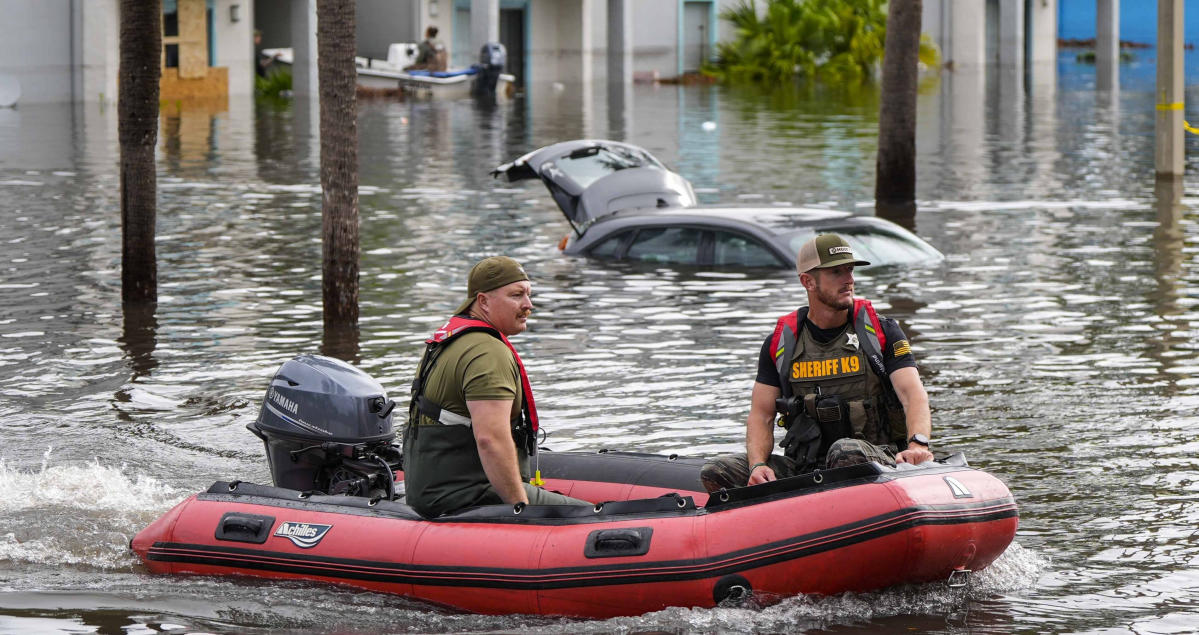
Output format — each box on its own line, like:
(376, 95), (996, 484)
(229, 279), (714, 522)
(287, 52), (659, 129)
(131, 355), (1018, 618)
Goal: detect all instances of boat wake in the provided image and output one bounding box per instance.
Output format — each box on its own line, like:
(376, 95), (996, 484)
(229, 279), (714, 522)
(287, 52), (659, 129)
(0, 449), (185, 569)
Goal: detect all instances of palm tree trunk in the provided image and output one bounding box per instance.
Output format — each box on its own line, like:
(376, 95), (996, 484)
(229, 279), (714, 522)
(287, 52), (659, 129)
(317, 0), (360, 352)
(875, 0), (922, 230)
(118, 0), (162, 304)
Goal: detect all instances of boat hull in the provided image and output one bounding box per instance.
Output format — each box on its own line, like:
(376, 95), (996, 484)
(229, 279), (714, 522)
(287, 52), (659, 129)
(132, 453), (1017, 618)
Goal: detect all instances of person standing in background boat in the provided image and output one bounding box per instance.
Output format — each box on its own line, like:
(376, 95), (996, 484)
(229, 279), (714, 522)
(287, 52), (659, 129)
(405, 26), (448, 72)
(701, 234), (935, 492)
(403, 257), (589, 517)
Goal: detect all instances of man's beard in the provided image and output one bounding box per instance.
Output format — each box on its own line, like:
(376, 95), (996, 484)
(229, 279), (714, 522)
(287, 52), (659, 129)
(815, 284), (853, 311)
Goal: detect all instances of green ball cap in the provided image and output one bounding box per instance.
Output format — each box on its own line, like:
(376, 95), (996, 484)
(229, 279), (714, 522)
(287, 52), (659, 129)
(796, 234), (870, 274)
(455, 256), (530, 315)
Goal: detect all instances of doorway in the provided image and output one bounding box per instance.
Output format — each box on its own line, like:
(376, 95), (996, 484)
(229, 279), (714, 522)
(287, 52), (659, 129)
(499, 6), (525, 85)
(681, 1), (713, 74)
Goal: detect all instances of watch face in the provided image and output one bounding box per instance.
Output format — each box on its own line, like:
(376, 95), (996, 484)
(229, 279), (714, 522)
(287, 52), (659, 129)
(910, 434), (930, 446)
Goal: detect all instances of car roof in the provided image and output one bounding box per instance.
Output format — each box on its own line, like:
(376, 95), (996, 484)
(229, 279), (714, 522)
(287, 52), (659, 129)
(586, 205), (855, 230)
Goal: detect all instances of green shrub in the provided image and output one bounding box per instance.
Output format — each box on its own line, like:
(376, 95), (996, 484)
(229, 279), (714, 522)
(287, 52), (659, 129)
(255, 68), (292, 98)
(705, 0), (940, 84)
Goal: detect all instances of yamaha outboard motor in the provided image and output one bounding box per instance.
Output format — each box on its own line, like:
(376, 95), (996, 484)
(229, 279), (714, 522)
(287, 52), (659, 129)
(247, 355), (401, 499)
(474, 41), (507, 98)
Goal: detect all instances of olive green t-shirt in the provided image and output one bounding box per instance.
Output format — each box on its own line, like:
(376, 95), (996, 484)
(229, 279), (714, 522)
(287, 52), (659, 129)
(405, 331), (529, 516)
(417, 331), (522, 426)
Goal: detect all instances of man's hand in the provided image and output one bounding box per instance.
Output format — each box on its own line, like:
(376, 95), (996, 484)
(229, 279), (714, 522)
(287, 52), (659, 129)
(747, 463), (777, 485)
(895, 445), (934, 464)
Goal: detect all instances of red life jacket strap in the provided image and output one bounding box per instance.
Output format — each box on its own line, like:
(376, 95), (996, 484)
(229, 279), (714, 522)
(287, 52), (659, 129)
(425, 316), (538, 431)
(853, 298), (886, 352)
(769, 299), (885, 362)
(769, 311), (800, 364)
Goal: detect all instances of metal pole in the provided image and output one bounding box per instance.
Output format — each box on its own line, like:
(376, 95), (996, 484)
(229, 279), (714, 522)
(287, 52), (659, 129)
(1156, 0), (1184, 177)
(1096, 0), (1119, 91)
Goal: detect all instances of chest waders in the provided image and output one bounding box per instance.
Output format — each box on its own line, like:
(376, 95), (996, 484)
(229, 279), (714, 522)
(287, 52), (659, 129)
(403, 316), (540, 515)
(769, 299), (906, 472)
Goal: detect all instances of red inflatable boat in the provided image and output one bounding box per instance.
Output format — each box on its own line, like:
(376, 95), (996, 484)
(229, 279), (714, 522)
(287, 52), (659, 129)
(132, 450), (1017, 618)
(132, 356), (1017, 617)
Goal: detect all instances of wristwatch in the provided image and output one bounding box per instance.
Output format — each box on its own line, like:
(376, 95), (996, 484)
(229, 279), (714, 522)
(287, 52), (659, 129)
(907, 433), (930, 448)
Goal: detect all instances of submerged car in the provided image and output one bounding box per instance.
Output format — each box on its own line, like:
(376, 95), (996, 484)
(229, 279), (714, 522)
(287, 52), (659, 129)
(492, 140), (943, 270)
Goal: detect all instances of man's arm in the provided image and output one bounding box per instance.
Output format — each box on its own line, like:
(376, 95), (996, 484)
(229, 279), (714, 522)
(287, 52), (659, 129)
(466, 399), (529, 504)
(746, 381), (781, 485)
(889, 366), (933, 464)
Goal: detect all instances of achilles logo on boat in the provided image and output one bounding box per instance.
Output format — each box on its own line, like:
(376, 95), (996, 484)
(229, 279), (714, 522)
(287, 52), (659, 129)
(273, 521), (332, 548)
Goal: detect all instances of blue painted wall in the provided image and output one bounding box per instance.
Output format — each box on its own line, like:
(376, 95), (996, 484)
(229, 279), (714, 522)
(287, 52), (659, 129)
(1058, 0), (1199, 44)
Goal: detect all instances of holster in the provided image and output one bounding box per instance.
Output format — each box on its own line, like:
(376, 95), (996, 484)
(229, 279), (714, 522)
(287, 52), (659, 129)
(778, 416), (821, 472)
(777, 395), (822, 471)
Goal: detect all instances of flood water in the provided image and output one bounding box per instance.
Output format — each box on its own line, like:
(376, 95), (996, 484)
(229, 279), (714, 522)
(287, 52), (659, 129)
(2, 52), (1199, 633)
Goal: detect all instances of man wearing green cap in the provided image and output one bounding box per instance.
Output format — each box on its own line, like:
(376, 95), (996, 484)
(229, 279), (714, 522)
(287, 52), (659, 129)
(403, 256), (589, 517)
(700, 234), (934, 491)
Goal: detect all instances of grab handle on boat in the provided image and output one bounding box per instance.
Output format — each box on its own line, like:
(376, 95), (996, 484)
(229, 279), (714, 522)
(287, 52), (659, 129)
(215, 512), (275, 544)
(584, 527), (653, 558)
(947, 567), (971, 588)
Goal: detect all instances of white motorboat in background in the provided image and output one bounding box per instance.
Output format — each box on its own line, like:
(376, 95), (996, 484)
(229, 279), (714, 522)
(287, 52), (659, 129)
(262, 43), (515, 100)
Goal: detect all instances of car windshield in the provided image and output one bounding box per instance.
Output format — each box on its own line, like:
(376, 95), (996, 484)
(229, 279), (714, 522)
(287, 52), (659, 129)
(549, 145), (665, 189)
(785, 226), (942, 268)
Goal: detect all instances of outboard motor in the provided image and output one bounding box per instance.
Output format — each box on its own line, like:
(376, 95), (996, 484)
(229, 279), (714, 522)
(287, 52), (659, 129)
(247, 354), (401, 499)
(474, 41), (507, 98)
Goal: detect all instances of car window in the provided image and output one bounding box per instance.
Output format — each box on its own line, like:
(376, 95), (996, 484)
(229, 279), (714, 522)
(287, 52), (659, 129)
(785, 227), (938, 267)
(626, 227), (702, 264)
(839, 229), (941, 265)
(588, 230), (633, 259)
(549, 146), (665, 189)
(712, 231), (781, 267)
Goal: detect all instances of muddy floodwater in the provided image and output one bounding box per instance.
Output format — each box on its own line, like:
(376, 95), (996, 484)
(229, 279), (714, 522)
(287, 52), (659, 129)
(3, 53), (1199, 633)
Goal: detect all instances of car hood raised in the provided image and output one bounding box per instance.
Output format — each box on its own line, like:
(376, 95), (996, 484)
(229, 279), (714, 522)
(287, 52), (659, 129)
(492, 139), (697, 235)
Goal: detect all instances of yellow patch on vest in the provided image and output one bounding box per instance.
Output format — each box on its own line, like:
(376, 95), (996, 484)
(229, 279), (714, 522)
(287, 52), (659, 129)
(893, 339), (911, 356)
(791, 355), (863, 380)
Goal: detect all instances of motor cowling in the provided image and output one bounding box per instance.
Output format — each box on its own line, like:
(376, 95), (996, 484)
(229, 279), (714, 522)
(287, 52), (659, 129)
(248, 355), (400, 496)
(474, 41), (507, 98)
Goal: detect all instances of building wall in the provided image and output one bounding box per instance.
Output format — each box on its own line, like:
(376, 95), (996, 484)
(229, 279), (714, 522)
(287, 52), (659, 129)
(1059, 0), (1199, 43)
(78, 0), (120, 104)
(528, 0), (592, 83)
(0, 0), (74, 103)
(631, 1), (677, 77)
(213, 0), (254, 96)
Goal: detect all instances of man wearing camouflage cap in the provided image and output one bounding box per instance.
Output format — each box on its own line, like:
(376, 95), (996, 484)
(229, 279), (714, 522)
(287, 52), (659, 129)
(404, 256), (588, 517)
(701, 234), (934, 491)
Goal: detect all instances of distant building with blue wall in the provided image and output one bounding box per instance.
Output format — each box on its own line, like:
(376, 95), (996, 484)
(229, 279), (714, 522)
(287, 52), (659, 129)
(1059, 0), (1199, 44)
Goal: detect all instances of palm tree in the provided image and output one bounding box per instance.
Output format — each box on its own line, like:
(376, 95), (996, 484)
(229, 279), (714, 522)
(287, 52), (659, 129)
(118, 0), (162, 304)
(316, 0), (360, 358)
(875, 0), (921, 228)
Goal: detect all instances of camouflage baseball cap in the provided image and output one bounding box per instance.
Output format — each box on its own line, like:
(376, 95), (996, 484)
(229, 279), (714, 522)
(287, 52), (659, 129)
(796, 234), (870, 274)
(455, 256), (530, 315)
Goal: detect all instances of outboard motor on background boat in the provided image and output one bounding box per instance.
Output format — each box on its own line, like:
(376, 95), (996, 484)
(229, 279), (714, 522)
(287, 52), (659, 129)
(247, 354), (401, 499)
(474, 41), (506, 98)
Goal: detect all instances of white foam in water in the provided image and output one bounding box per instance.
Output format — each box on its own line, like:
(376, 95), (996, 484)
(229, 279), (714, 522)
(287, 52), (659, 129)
(542, 542), (1048, 634)
(0, 448), (186, 569)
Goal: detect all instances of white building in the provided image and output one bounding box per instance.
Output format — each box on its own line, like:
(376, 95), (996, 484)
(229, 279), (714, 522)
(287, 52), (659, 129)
(0, 0), (1063, 105)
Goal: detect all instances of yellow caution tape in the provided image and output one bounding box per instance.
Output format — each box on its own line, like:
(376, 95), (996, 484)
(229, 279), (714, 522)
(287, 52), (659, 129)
(1158, 102), (1184, 110)
(1185, 120), (1199, 135)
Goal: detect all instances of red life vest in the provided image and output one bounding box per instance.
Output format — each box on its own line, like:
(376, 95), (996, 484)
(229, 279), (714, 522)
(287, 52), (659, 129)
(769, 298), (889, 389)
(772, 298), (887, 364)
(425, 315), (538, 431)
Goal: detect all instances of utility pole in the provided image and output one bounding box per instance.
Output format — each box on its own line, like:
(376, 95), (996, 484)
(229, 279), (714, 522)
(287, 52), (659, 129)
(1155, 0), (1184, 177)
